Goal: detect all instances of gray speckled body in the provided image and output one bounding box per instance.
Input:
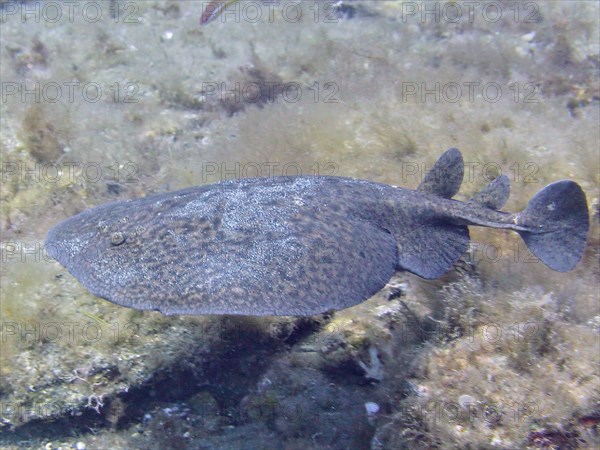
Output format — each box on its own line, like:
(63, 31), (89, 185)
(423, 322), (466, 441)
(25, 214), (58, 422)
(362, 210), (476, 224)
(45, 149), (589, 316)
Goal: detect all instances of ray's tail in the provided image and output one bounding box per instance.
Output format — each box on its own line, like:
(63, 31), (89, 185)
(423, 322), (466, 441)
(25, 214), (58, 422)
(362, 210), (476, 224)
(517, 180), (589, 272)
(406, 148), (589, 277)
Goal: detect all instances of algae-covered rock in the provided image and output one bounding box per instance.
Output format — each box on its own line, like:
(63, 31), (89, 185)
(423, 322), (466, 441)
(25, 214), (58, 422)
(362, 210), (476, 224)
(19, 104), (65, 163)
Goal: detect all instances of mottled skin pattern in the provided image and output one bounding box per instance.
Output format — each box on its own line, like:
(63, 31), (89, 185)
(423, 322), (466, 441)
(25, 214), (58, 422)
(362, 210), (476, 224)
(45, 149), (589, 316)
(47, 177), (401, 315)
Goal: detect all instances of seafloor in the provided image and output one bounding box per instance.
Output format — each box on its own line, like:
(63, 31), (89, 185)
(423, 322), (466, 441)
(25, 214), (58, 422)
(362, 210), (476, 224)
(0, 1), (598, 449)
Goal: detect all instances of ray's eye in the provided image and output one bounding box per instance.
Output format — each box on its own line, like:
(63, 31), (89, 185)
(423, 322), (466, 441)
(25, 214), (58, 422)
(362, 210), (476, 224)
(110, 232), (126, 246)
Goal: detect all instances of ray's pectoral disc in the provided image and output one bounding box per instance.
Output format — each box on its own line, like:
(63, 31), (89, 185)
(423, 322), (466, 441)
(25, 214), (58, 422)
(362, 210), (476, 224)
(45, 177), (399, 316)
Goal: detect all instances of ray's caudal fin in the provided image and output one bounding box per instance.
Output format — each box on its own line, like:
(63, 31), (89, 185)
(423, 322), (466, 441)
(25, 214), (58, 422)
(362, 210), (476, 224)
(517, 180), (589, 272)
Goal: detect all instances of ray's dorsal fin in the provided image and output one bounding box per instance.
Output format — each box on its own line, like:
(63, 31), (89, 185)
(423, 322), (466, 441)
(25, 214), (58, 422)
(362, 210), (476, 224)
(417, 148), (464, 198)
(470, 175), (510, 210)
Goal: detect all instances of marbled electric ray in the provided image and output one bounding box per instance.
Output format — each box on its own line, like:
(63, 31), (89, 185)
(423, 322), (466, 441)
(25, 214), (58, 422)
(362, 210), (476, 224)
(45, 149), (590, 316)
